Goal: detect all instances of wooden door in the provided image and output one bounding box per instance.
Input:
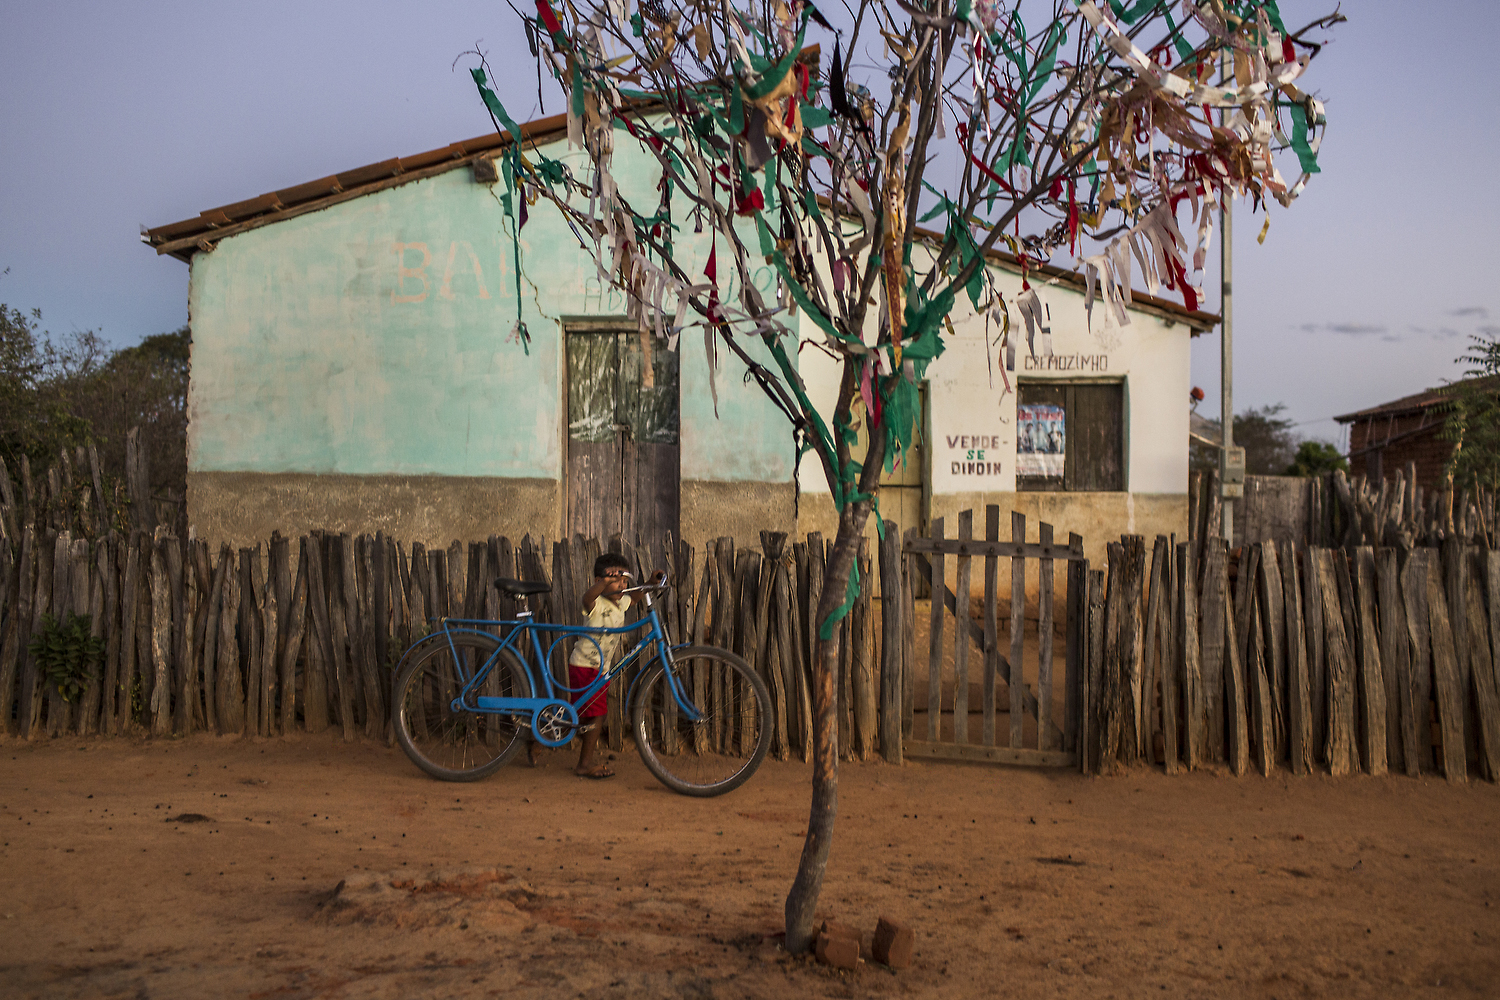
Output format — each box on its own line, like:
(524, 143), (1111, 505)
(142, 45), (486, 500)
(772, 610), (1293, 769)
(567, 329), (680, 554)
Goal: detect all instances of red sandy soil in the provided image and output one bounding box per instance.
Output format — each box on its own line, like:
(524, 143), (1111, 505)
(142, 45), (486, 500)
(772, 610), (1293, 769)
(1, 732), (1497, 999)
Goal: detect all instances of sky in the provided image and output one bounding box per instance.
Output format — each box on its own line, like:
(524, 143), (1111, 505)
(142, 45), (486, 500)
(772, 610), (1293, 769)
(2, 1), (1496, 451)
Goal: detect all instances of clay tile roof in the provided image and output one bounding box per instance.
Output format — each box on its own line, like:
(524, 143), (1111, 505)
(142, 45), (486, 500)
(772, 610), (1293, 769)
(1332, 375), (1500, 423)
(141, 113), (568, 261)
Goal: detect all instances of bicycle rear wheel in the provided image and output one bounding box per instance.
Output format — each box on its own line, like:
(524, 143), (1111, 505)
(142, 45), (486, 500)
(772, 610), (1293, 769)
(393, 633), (532, 782)
(631, 646), (771, 797)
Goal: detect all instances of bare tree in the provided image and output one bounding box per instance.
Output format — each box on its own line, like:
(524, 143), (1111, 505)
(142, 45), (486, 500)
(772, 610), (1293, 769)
(472, 0), (1343, 952)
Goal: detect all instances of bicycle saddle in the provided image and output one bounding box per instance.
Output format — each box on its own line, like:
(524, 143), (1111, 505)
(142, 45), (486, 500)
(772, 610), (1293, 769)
(494, 577), (551, 597)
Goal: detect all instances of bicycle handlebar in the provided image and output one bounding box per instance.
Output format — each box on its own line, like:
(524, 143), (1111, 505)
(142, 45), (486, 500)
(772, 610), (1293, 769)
(618, 571), (670, 598)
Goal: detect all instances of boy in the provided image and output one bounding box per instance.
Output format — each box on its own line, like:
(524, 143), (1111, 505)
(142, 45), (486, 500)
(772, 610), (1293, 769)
(566, 552), (634, 778)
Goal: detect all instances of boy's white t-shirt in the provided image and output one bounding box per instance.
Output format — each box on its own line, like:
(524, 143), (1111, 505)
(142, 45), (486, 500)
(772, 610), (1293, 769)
(568, 594), (633, 669)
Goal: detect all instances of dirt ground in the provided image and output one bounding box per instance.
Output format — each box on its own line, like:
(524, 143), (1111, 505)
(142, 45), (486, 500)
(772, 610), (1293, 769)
(2, 733), (1497, 1000)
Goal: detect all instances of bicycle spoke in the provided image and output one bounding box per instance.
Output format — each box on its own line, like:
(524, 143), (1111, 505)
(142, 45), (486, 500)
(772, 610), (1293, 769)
(394, 635), (531, 782)
(633, 648), (770, 796)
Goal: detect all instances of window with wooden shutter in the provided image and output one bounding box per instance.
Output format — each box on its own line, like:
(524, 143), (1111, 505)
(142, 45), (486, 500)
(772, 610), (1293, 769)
(1016, 381), (1125, 492)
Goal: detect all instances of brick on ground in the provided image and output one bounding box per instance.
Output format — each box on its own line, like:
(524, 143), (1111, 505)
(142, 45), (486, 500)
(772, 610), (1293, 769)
(872, 915), (914, 969)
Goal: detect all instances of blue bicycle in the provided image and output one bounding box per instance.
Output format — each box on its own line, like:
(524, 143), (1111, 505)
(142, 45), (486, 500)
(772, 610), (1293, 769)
(391, 573), (771, 797)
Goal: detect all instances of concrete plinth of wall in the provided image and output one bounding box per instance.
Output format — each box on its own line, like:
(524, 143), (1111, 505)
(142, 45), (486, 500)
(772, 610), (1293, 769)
(679, 479), (796, 554)
(187, 472), (559, 550)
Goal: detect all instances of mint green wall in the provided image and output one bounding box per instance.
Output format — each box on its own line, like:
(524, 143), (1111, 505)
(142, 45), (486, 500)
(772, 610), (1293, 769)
(187, 138), (793, 484)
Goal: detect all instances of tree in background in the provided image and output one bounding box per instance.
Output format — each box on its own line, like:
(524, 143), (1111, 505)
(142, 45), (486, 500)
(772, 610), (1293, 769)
(0, 304), (91, 468)
(1285, 439), (1345, 477)
(1442, 332), (1500, 491)
(475, 0), (1342, 950)
(0, 305), (188, 527)
(1234, 402), (1297, 474)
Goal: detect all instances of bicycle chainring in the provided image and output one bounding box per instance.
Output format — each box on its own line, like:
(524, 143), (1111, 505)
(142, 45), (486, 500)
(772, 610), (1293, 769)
(531, 699), (580, 747)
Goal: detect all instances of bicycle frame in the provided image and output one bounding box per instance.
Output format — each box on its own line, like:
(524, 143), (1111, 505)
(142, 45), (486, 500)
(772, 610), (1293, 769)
(414, 586), (701, 740)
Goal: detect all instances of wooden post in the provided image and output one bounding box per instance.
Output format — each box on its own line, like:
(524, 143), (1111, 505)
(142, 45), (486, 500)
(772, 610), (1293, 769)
(773, 545), (804, 761)
(1009, 512), (1027, 749)
(96, 534), (121, 734)
(1222, 572), (1250, 775)
(148, 537), (172, 737)
(982, 507), (1000, 747)
(1063, 533), (1086, 755)
(1375, 548), (1411, 773)
(760, 532), (791, 759)
(20, 528), (54, 738)
(215, 549), (244, 734)
(281, 540), (307, 733)
(1142, 536), (1169, 763)
(1100, 542), (1123, 772)
(125, 428), (154, 535)
(1198, 540), (1227, 763)
(1159, 542), (1179, 774)
(79, 540), (103, 735)
(1301, 546), (1327, 769)
(926, 517), (946, 743)
(1, 527), (34, 736)
(1119, 535), (1145, 764)
(1256, 541), (1288, 761)
(878, 521), (903, 764)
(1085, 568), (1106, 774)
(1462, 559), (1500, 781)
(1281, 540), (1312, 775)
(301, 538), (330, 734)
(329, 560), (356, 739)
(164, 537), (189, 736)
(953, 511), (974, 745)
(1176, 541), (1202, 770)
(260, 550), (280, 737)
(239, 548), (261, 736)
(1318, 550), (1359, 776)
(372, 533), (389, 682)
(43, 531), (73, 736)
(1037, 522), (1056, 753)
(1441, 538), (1472, 763)
(900, 530), (916, 739)
(342, 534), (381, 738)
(852, 538), (876, 759)
(1425, 553), (1468, 782)
(1400, 549), (1434, 772)
(1353, 548), (1389, 775)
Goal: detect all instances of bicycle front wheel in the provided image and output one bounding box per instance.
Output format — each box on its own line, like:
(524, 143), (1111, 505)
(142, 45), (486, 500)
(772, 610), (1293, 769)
(393, 633), (532, 782)
(631, 646), (771, 797)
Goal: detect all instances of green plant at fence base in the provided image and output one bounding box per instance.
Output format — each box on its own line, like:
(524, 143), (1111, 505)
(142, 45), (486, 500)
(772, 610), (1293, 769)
(27, 612), (104, 703)
(127, 674), (145, 724)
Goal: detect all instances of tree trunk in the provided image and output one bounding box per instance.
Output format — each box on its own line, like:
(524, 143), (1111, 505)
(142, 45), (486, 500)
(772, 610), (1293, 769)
(784, 498), (872, 953)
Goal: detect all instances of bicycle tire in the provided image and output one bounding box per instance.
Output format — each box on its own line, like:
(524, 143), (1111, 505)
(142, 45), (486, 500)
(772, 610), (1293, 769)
(631, 646), (771, 797)
(393, 632), (532, 782)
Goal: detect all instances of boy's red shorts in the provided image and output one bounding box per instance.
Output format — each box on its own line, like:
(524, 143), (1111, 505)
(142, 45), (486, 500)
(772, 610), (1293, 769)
(568, 665), (608, 719)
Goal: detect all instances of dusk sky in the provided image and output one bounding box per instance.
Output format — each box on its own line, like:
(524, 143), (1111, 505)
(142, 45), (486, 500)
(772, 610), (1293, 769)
(3, 1), (1494, 450)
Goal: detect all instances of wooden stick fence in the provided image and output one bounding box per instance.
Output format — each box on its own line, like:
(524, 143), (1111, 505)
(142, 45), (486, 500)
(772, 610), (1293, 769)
(1084, 522), (1500, 782)
(9, 432), (1492, 787)
(0, 519), (903, 762)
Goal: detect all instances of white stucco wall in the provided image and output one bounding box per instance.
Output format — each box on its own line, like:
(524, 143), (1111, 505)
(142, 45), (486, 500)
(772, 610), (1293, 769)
(795, 262), (1194, 499)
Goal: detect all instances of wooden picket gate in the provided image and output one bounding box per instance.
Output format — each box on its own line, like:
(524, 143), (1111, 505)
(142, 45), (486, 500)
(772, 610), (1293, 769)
(886, 508), (1087, 768)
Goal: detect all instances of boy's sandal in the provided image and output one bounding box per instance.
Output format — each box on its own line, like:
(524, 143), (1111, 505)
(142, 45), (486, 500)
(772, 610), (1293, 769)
(576, 764), (615, 779)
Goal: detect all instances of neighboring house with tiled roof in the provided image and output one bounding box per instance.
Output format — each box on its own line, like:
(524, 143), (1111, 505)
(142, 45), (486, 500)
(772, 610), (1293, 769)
(1333, 378), (1498, 487)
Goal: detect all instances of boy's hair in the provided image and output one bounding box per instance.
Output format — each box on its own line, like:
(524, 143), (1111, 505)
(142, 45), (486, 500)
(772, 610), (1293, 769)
(594, 552), (632, 578)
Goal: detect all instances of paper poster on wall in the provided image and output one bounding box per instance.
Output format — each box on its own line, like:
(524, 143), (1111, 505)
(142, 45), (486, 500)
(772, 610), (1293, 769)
(1016, 403), (1065, 477)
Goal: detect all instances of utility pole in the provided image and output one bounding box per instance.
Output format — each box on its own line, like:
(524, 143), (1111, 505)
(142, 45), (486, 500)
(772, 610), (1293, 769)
(1219, 49), (1245, 544)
